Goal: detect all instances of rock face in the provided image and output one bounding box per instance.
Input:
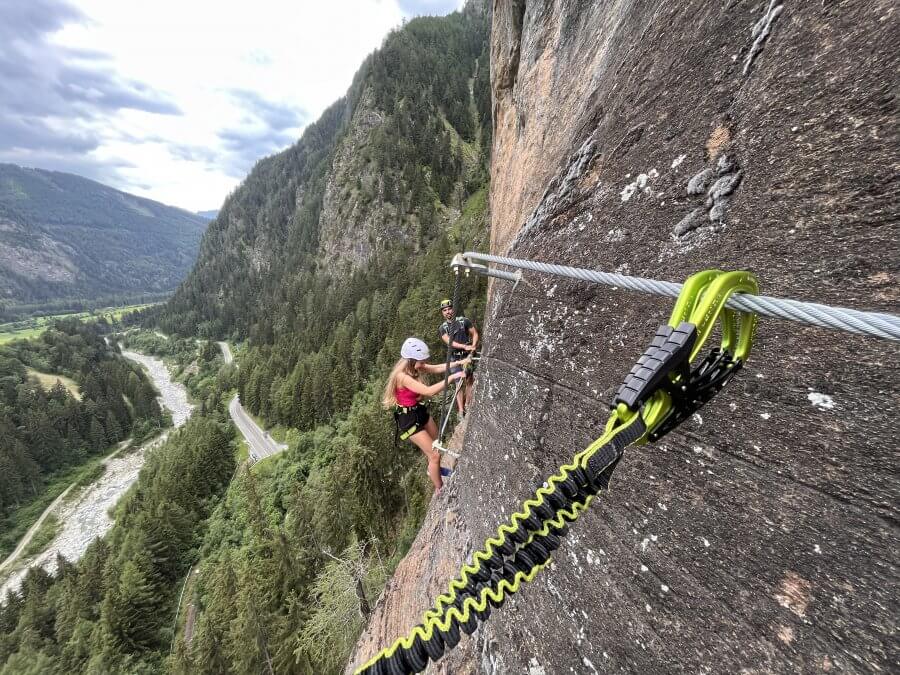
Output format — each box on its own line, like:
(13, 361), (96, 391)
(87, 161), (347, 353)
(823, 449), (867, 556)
(318, 91), (395, 268)
(350, 2), (898, 673)
(345, 423), (482, 675)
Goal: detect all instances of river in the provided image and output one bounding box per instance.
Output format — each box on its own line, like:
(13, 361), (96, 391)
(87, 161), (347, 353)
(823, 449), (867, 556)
(0, 349), (194, 598)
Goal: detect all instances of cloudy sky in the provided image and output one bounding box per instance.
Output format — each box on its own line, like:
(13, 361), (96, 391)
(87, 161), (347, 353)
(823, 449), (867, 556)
(0, 0), (465, 212)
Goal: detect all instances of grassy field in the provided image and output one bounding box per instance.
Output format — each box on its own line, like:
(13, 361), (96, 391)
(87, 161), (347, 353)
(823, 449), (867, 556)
(26, 367), (82, 399)
(0, 302), (158, 344)
(21, 514), (61, 559)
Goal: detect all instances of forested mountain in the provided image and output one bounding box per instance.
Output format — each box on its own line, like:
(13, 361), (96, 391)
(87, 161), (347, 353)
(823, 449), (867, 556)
(0, 164), (207, 315)
(0, 320), (166, 555)
(1, 3), (492, 673)
(148, 2), (488, 672)
(158, 0), (493, 429)
(160, 2), (491, 341)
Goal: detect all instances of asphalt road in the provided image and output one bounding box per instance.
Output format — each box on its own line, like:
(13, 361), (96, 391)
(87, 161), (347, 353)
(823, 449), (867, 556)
(219, 342), (282, 461)
(228, 394), (286, 462)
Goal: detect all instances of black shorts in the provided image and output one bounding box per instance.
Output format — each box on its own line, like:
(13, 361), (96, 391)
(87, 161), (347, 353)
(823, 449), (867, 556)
(395, 404), (430, 440)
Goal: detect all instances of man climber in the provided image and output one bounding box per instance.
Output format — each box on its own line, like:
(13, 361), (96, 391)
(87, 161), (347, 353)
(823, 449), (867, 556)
(438, 299), (478, 418)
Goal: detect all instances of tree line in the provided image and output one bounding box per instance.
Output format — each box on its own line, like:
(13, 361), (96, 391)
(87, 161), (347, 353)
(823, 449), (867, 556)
(0, 415), (235, 674)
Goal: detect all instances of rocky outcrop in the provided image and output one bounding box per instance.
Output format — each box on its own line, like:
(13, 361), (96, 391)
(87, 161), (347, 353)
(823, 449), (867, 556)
(317, 88), (483, 270)
(0, 164), (206, 308)
(318, 91), (400, 268)
(350, 2), (897, 673)
(0, 221), (78, 285)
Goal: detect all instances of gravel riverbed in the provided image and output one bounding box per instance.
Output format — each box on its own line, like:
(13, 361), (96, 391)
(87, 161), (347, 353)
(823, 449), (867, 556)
(0, 350), (194, 598)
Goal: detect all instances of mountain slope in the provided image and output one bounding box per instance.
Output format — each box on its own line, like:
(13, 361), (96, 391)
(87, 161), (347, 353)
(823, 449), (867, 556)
(150, 3), (492, 672)
(161, 3), (491, 342)
(0, 164), (207, 312)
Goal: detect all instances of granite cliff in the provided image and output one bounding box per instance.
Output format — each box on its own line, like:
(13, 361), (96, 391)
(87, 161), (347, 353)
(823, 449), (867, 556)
(349, 2), (898, 672)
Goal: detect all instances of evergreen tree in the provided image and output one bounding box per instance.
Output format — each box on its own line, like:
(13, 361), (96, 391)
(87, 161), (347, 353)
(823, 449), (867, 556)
(101, 555), (162, 654)
(88, 417), (106, 451)
(227, 568), (275, 675)
(104, 410), (122, 444)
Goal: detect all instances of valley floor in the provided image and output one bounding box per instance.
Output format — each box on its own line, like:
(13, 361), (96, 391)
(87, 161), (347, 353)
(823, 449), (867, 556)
(0, 347), (193, 599)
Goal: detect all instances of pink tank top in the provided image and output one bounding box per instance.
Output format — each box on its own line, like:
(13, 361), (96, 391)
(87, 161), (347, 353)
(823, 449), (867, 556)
(396, 386), (419, 407)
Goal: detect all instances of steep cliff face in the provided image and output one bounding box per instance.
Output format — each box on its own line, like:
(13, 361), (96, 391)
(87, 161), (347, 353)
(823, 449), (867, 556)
(317, 92), (392, 267)
(350, 2), (898, 672)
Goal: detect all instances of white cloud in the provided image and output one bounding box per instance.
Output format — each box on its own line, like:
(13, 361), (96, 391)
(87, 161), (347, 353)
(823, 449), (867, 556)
(2, 0), (426, 211)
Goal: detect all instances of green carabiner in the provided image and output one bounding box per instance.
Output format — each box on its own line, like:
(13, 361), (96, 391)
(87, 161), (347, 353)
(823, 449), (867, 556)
(611, 269), (759, 443)
(681, 270), (758, 362)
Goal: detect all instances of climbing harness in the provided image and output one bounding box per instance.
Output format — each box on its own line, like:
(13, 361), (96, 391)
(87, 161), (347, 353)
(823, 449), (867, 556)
(439, 315), (475, 359)
(355, 269), (758, 675)
(393, 403), (430, 446)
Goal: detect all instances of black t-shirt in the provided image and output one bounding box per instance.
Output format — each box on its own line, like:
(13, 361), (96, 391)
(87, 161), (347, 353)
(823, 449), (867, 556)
(439, 316), (473, 357)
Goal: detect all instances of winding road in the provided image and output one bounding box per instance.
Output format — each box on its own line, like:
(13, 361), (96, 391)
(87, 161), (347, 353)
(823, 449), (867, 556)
(228, 395), (286, 461)
(218, 341), (286, 462)
(217, 341), (234, 364)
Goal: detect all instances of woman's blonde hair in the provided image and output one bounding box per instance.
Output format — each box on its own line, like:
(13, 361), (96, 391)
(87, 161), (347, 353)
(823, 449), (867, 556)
(382, 357), (419, 408)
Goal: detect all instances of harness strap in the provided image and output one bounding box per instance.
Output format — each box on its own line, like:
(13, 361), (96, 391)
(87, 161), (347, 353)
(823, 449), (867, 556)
(394, 404), (426, 444)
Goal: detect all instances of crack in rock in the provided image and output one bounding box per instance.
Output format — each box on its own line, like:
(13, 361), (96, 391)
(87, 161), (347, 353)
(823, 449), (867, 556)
(511, 129), (602, 252)
(744, 0), (784, 76)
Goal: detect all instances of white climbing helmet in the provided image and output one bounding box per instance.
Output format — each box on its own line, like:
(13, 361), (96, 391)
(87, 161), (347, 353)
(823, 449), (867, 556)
(400, 337), (430, 361)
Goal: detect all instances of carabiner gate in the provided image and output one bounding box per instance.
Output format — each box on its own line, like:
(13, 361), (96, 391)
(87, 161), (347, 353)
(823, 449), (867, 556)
(610, 269), (759, 443)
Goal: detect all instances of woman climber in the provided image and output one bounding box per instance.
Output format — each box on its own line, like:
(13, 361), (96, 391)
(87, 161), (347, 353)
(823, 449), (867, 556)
(382, 337), (470, 492)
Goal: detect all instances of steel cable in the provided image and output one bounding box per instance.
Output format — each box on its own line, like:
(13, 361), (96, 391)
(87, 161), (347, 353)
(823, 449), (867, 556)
(457, 252), (900, 341)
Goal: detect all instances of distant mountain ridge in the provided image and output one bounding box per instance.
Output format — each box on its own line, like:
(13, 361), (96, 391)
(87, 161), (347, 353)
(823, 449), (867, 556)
(196, 210), (218, 220)
(0, 164), (207, 313)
